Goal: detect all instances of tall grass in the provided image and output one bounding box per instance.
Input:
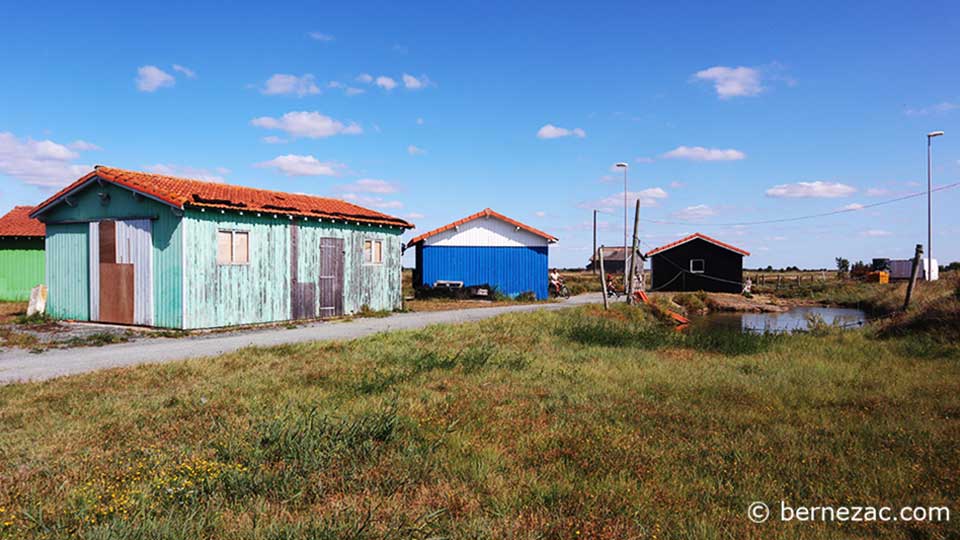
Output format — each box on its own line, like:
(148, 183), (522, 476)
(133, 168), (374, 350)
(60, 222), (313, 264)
(0, 302), (957, 539)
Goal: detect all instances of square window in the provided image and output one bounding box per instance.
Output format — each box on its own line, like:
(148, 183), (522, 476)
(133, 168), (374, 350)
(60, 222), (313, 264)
(217, 230), (250, 265)
(690, 259), (705, 273)
(364, 239), (383, 264)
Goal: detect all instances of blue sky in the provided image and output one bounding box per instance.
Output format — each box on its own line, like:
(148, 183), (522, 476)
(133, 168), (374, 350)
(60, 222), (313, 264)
(1, 0), (958, 269)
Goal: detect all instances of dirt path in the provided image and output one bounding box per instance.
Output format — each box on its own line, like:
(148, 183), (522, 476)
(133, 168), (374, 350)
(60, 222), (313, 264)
(0, 294), (605, 385)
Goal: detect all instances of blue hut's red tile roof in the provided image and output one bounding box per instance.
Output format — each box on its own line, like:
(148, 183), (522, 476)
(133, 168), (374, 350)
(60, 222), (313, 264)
(407, 208), (557, 247)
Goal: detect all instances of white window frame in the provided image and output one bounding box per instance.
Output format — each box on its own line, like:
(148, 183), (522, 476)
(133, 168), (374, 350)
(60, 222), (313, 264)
(217, 229), (250, 266)
(363, 238), (384, 265)
(690, 259), (705, 274)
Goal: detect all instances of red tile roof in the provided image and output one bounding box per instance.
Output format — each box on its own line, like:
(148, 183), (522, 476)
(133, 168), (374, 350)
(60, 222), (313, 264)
(0, 206), (45, 238)
(645, 233), (749, 257)
(407, 208), (557, 247)
(30, 166), (414, 228)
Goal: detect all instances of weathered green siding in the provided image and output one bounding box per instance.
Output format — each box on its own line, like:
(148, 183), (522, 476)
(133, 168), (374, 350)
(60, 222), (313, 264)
(297, 221), (403, 314)
(0, 239), (45, 301)
(182, 210), (403, 329)
(182, 211), (291, 328)
(39, 182), (183, 327)
(45, 223), (88, 319)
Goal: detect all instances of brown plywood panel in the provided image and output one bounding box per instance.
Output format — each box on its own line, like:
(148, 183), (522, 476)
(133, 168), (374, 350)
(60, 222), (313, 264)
(99, 263), (135, 324)
(99, 221), (116, 264)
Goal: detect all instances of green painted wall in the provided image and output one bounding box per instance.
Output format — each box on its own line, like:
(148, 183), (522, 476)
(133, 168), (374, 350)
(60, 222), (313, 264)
(0, 239), (45, 301)
(45, 224), (88, 319)
(182, 210), (404, 329)
(39, 181), (183, 327)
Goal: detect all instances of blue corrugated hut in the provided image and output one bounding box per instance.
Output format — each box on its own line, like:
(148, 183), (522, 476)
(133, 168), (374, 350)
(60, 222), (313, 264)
(407, 208), (557, 299)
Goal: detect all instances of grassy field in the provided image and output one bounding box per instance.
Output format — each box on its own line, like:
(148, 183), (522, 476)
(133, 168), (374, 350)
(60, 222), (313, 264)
(1, 292), (958, 538)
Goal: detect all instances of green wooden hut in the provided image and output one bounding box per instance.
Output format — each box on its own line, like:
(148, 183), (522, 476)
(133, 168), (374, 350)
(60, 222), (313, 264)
(29, 166), (414, 328)
(0, 206), (45, 301)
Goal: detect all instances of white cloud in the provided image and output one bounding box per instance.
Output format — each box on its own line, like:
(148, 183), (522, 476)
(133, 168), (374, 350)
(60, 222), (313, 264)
(261, 135), (286, 144)
(261, 74), (321, 97)
(335, 178), (398, 194)
(534, 211), (546, 218)
(635, 157), (655, 163)
(145, 164), (229, 183)
(308, 32), (334, 42)
(579, 188), (668, 212)
(662, 146), (745, 161)
(135, 65), (175, 92)
(842, 203), (865, 211)
(375, 76), (397, 90)
(673, 204), (717, 220)
(905, 101), (958, 116)
(344, 87), (365, 96)
(669, 181), (685, 189)
(861, 229), (892, 237)
(402, 73), (429, 89)
(416, 117), (424, 125)
(68, 140), (101, 151)
(341, 193), (403, 209)
(765, 181), (856, 198)
(407, 144), (426, 156)
(0, 132), (92, 187)
(405, 212), (424, 219)
(251, 111), (362, 139)
(172, 64), (196, 78)
(866, 187), (890, 197)
(254, 154), (344, 176)
(356, 73), (374, 84)
(694, 66), (763, 99)
(537, 124), (586, 139)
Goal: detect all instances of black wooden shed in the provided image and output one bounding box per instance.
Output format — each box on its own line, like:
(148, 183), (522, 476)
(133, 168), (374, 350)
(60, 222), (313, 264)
(646, 233), (749, 293)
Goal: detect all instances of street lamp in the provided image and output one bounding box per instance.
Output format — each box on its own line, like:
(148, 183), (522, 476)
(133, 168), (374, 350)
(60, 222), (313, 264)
(615, 162), (629, 289)
(927, 131), (944, 281)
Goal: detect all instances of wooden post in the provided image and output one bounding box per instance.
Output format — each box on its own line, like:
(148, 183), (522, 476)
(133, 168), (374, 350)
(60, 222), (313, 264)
(599, 246), (609, 310)
(904, 244), (924, 311)
(777, 275), (782, 289)
(626, 199), (641, 304)
(591, 210), (597, 274)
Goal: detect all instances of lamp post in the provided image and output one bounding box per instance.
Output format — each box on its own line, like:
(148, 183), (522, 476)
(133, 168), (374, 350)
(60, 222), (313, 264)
(927, 131), (944, 280)
(615, 162), (629, 290)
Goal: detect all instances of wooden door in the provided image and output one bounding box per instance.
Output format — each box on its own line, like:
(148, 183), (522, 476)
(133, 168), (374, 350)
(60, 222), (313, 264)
(318, 238), (344, 317)
(97, 220), (135, 324)
(290, 223), (317, 320)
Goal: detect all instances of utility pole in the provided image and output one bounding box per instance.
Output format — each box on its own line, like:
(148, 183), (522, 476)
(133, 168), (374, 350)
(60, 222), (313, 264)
(615, 162), (629, 290)
(926, 131), (944, 280)
(627, 199), (641, 304)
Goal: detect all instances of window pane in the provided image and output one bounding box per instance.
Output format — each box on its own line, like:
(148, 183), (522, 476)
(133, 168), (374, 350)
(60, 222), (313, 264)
(363, 240), (372, 263)
(690, 259), (705, 272)
(233, 232), (249, 264)
(217, 231), (232, 264)
(373, 241), (382, 263)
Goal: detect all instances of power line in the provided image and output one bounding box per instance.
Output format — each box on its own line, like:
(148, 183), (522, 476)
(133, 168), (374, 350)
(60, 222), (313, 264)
(639, 181), (960, 227)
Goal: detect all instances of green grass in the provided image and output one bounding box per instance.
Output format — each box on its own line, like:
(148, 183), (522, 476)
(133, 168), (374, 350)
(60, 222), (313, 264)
(0, 303), (957, 539)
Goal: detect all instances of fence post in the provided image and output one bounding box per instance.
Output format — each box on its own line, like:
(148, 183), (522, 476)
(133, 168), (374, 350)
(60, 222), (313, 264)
(903, 244), (924, 311)
(599, 246), (609, 310)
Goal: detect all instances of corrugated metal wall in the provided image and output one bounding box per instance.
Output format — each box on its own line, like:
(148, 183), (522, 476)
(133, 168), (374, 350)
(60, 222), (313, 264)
(0, 239), (44, 301)
(182, 211), (404, 329)
(39, 181), (182, 327)
(45, 223), (89, 319)
(419, 245), (549, 299)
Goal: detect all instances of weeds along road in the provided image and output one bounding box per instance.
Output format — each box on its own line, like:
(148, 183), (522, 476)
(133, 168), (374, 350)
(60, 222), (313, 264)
(0, 293), (605, 384)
